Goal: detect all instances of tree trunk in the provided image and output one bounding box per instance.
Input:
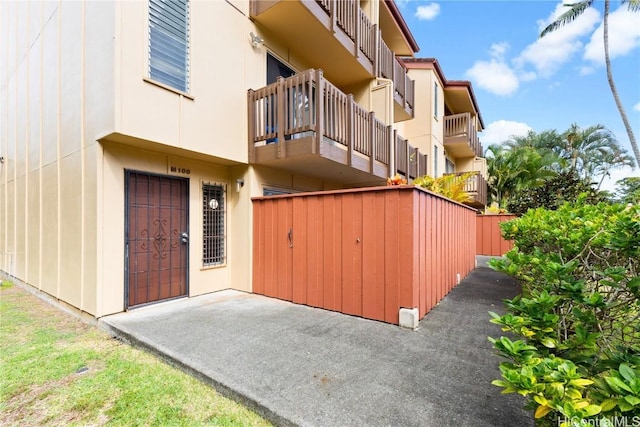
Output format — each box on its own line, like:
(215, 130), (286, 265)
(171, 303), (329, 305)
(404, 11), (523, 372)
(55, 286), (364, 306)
(603, 0), (640, 166)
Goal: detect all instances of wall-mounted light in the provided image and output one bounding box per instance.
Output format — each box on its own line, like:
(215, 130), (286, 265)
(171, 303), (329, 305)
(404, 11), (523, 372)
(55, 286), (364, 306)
(250, 32), (263, 48)
(236, 178), (245, 192)
(0, 156), (4, 164)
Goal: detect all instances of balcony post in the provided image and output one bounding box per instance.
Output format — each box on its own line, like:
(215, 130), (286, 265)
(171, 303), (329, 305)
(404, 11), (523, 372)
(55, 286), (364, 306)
(372, 24), (379, 76)
(330, 0), (337, 34)
(276, 76), (285, 159)
(392, 128), (397, 176)
(369, 111), (375, 173)
(389, 127), (395, 177)
(347, 94), (354, 166)
(354, 2), (361, 59)
(248, 89), (255, 163)
(315, 69), (324, 155)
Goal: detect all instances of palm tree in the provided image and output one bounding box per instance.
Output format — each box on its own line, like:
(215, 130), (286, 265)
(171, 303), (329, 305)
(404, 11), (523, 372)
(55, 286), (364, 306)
(540, 0), (640, 166)
(506, 129), (567, 172)
(486, 144), (557, 208)
(560, 123), (635, 185)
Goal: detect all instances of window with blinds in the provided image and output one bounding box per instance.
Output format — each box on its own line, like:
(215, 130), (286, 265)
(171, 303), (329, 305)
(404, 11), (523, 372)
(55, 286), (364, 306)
(202, 183), (225, 267)
(149, 0), (189, 93)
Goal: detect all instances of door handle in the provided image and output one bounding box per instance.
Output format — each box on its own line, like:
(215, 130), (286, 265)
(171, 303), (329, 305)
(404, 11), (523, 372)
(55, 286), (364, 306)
(180, 232), (189, 244)
(287, 228), (293, 248)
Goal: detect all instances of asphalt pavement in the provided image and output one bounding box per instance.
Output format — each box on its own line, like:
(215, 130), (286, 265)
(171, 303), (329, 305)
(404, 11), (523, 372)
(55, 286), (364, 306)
(100, 257), (534, 427)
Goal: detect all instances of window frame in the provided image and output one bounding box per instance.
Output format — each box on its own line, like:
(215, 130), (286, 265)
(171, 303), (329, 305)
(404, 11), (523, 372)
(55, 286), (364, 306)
(148, 0), (190, 94)
(434, 81), (439, 119)
(433, 146), (439, 177)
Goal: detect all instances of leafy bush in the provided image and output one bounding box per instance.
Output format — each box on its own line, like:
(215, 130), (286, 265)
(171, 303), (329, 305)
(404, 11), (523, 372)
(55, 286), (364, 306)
(489, 200), (640, 426)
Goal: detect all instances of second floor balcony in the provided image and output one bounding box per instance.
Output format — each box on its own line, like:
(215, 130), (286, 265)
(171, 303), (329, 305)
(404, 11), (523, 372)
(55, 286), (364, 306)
(250, 0), (414, 119)
(444, 113), (483, 158)
(248, 69), (421, 185)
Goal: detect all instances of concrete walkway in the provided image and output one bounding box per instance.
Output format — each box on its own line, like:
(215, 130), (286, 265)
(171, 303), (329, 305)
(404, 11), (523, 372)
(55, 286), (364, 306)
(100, 258), (534, 427)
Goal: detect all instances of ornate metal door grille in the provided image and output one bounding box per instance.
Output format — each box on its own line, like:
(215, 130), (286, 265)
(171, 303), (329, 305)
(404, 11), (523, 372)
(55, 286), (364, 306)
(125, 171), (189, 307)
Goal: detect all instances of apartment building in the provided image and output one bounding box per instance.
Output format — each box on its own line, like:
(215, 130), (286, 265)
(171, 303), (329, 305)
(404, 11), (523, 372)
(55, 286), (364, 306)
(396, 58), (488, 208)
(1, 0), (434, 318)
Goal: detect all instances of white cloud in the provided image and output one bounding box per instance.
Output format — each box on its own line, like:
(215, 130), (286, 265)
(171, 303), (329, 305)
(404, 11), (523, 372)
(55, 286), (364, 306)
(519, 71), (537, 82)
(481, 120), (533, 145)
(415, 3), (440, 21)
(634, 102), (640, 112)
(514, 2), (600, 78)
(584, 6), (640, 63)
(579, 65), (595, 76)
(465, 59), (519, 96)
(490, 42), (509, 59)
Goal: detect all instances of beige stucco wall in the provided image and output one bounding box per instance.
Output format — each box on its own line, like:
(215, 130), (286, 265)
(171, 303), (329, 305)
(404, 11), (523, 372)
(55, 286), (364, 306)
(396, 67), (445, 177)
(98, 142), (256, 316)
(114, 1), (262, 163)
(1, 0), (401, 318)
(1, 1), (113, 316)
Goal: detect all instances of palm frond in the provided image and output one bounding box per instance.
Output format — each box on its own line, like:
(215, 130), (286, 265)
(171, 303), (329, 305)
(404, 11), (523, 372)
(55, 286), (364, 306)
(622, 0), (640, 12)
(540, 1), (593, 38)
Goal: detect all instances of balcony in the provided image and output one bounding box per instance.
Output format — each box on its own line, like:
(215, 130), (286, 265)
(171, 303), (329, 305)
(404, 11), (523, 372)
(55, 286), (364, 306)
(445, 171), (487, 208)
(250, 0), (414, 119)
(395, 135), (427, 181)
(248, 69), (420, 184)
(444, 113), (483, 158)
(377, 37), (415, 121)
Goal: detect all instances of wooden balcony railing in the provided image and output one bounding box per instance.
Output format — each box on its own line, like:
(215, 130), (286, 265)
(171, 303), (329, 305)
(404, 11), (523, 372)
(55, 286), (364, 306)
(248, 69), (422, 181)
(444, 113), (483, 158)
(395, 134), (427, 181)
(251, 0), (413, 117)
(377, 35), (414, 117)
(445, 171), (487, 208)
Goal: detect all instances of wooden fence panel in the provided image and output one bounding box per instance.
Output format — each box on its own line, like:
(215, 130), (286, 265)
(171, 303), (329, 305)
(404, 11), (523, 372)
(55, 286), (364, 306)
(476, 214), (517, 256)
(252, 186), (477, 325)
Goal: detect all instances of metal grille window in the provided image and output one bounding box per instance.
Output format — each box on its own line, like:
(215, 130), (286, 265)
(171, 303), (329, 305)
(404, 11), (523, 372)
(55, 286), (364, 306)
(149, 0), (189, 92)
(202, 183), (225, 266)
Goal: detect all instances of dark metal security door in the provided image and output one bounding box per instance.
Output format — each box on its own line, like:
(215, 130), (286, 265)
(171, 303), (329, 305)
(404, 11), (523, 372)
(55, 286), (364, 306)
(125, 171), (189, 308)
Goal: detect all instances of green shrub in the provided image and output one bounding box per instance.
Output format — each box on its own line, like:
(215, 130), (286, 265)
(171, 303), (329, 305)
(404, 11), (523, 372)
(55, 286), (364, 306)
(488, 200), (640, 426)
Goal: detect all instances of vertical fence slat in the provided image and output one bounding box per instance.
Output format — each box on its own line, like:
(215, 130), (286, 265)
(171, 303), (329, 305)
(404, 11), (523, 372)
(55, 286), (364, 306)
(292, 197), (307, 304)
(252, 187), (478, 325)
(476, 214), (516, 256)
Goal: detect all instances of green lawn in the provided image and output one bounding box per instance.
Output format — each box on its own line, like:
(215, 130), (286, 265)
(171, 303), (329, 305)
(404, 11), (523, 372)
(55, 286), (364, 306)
(0, 280), (272, 426)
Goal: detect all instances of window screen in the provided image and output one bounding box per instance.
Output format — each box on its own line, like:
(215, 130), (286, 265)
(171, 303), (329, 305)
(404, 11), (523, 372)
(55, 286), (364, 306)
(202, 183), (225, 266)
(149, 0), (189, 92)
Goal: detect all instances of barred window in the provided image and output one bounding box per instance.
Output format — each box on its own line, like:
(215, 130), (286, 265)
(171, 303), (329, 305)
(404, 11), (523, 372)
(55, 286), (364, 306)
(149, 0), (190, 92)
(202, 183), (225, 266)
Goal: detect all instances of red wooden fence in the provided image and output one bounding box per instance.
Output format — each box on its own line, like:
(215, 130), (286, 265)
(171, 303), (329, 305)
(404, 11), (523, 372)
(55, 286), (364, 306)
(252, 186), (477, 325)
(476, 214), (517, 256)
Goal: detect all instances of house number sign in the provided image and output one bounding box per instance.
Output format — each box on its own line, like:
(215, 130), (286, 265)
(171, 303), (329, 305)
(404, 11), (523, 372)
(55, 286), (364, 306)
(169, 165), (191, 176)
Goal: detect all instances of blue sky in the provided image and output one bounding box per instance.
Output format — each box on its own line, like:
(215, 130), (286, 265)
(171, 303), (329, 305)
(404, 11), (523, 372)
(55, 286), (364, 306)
(397, 0), (640, 191)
